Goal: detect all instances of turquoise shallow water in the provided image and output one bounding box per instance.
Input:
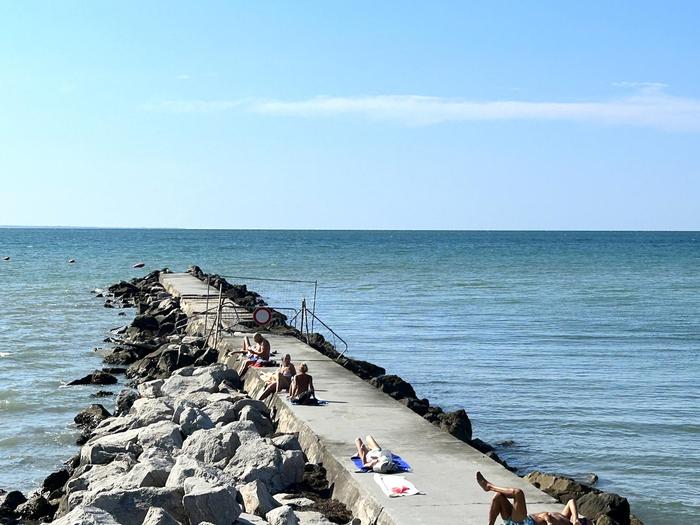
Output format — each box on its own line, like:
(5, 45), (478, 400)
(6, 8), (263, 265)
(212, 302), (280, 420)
(1, 228), (698, 523)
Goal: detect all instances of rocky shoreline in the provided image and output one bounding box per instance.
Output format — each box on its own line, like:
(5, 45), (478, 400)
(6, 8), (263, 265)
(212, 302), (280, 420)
(0, 267), (641, 525)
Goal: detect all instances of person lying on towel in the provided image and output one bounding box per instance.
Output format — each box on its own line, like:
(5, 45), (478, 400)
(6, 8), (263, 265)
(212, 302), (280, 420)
(355, 435), (398, 474)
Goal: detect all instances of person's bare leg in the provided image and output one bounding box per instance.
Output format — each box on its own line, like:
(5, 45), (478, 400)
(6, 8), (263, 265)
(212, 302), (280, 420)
(561, 499), (581, 524)
(488, 493), (512, 525)
(259, 382), (277, 400)
(366, 435), (381, 450)
(242, 336), (251, 352)
(355, 438), (369, 463)
(476, 472), (528, 521)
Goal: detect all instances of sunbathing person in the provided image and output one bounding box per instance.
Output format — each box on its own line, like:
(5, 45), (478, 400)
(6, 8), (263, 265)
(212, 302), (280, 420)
(288, 362), (316, 404)
(258, 353), (296, 400)
(239, 332), (271, 377)
(476, 471), (589, 525)
(355, 435), (397, 473)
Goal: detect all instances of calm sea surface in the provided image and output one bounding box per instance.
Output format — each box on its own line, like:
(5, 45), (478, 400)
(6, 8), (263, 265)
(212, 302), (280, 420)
(0, 229), (698, 523)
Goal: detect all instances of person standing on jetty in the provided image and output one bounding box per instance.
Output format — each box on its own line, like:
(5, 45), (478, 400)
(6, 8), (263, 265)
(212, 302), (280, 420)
(239, 332), (271, 377)
(476, 471), (589, 525)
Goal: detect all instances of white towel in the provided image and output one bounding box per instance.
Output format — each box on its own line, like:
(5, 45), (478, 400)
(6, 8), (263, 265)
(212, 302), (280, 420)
(373, 474), (422, 497)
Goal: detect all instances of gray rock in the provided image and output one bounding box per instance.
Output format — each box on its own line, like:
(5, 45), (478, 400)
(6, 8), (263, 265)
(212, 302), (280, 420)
(181, 425), (241, 467)
(182, 477), (241, 525)
(273, 494), (314, 508)
(232, 398), (270, 417)
(220, 420), (261, 444)
(296, 511), (335, 525)
(128, 398), (174, 428)
(236, 513), (268, 525)
(50, 505), (120, 525)
(225, 439), (305, 492)
(69, 455), (137, 497)
(266, 505), (299, 525)
(81, 428), (142, 465)
(202, 399), (238, 426)
(179, 406), (215, 436)
(120, 449), (174, 488)
(138, 379), (165, 398)
(272, 435), (301, 452)
(142, 506), (181, 525)
(86, 487), (186, 525)
(238, 405), (274, 436)
(137, 420), (183, 452)
(115, 388), (139, 416)
(160, 368), (218, 398)
(165, 455), (236, 488)
(239, 479), (281, 517)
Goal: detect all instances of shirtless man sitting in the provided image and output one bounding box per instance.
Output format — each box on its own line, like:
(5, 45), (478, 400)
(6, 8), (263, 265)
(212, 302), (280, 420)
(288, 362), (315, 404)
(239, 332), (271, 377)
(476, 471), (589, 525)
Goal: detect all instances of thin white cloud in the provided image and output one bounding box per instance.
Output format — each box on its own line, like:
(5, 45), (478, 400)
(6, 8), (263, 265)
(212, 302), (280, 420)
(144, 85), (700, 131)
(142, 100), (246, 113)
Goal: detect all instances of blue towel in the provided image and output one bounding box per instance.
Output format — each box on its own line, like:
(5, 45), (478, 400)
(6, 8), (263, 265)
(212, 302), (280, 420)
(351, 454), (412, 473)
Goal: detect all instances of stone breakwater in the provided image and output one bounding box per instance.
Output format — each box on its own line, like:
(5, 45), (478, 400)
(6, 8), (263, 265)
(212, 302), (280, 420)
(0, 269), (353, 525)
(0, 267), (642, 525)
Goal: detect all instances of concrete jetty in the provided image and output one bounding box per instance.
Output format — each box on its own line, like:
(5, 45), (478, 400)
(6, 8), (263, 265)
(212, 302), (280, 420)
(161, 272), (563, 525)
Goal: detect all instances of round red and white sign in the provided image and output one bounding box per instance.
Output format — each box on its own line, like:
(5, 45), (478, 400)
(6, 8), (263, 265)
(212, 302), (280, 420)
(253, 307), (273, 326)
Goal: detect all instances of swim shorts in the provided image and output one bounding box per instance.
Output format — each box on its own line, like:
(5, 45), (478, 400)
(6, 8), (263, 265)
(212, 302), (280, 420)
(504, 517), (535, 525)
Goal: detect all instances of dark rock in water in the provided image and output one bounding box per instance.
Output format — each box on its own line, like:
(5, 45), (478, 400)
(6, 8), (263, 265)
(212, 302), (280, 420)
(398, 396), (430, 416)
(16, 495), (56, 521)
(104, 301), (115, 308)
(525, 471), (593, 504)
(470, 438), (494, 454)
(368, 374), (417, 400)
(339, 357), (385, 380)
(42, 469), (70, 494)
(118, 312), (126, 316)
(96, 292), (104, 298)
(103, 367), (127, 375)
(115, 388), (139, 416)
(2, 257), (9, 261)
(75, 404), (111, 430)
(485, 451), (516, 472)
(68, 259), (76, 264)
(436, 409), (472, 442)
(496, 439), (515, 447)
(67, 370), (118, 386)
(422, 405), (444, 423)
(578, 492), (630, 525)
(108, 280), (140, 298)
(0, 490), (26, 512)
(132, 315), (160, 332)
(583, 472), (599, 486)
(133, 262), (145, 268)
(104, 346), (146, 366)
(90, 390), (114, 398)
(127, 343), (196, 382)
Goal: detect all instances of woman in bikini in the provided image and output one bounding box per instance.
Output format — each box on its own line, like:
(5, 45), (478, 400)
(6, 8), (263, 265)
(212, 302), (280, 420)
(258, 353), (296, 400)
(476, 471), (589, 525)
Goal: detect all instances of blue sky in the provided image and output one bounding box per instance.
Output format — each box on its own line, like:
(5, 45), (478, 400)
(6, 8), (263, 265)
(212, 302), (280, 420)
(1, 1), (698, 229)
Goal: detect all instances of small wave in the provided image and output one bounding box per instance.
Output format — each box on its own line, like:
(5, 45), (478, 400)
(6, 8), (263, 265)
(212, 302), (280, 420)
(0, 352), (10, 358)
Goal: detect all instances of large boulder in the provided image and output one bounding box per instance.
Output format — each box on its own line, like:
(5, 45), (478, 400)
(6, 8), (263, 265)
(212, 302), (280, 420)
(115, 388), (139, 416)
(272, 434), (302, 452)
(119, 449), (174, 488)
(15, 494), (55, 522)
(181, 425), (241, 467)
(266, 505), (299, 525)
(238, 405), (274, 436)
(75, 404), (112, 440)
(436, 409), (472, 442)
(81, 428), (142, 465)
(165, 455), (236, 489)
(42, 468), (70, 494)
(86, 487), (186, 525)
(577, 491), (630, 525)
(225, 438), (305, 492)
(68, 370), (118, 386)
(202, 400), (238, 426)
(525, 471), (592, 502)
(137, 421), (183, 452)
(178, 406), (215, 436)
(239, 479), (281, 517)
(128, 398), (174, 428)
(51, 505), (120, 525)
(182, 477), (241, 525)
(142, 506), (181, 525)
(368, 375), (417, 400)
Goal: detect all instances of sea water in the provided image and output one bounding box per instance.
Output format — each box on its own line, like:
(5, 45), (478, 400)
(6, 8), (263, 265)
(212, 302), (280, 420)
(0, 228), (698, 523)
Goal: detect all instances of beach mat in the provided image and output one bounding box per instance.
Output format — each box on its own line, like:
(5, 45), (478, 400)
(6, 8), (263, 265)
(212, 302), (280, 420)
(351, 454), (412, 473)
